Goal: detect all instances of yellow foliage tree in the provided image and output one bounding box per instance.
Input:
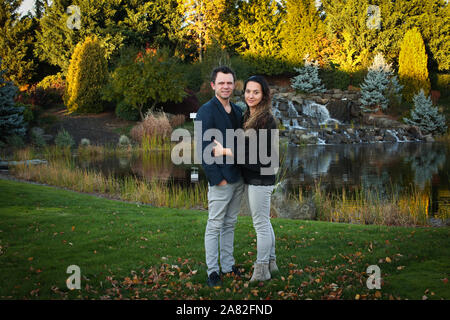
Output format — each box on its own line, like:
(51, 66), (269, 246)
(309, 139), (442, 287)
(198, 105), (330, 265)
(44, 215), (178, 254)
(398, 28), (430, 102)
(64, 36), (108, 113)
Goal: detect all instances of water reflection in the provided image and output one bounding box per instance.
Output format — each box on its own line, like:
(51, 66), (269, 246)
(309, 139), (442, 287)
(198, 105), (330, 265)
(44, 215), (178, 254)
(73, 142), (449, 217)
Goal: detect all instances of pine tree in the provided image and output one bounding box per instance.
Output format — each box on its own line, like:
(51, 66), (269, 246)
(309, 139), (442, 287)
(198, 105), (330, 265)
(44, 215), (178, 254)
(403, 89), (447, 135)
(0, 59), (26, 142)
(64, 36), (108, 114)
(0, 0), (36, 85)
(237, 0), (286, 75)
(321, 0), (376, 72)
(281, 0), (325, 65)
(291, 56), (326, 93)
(359, 53), (402, 112)
(398, 27), (431, 102)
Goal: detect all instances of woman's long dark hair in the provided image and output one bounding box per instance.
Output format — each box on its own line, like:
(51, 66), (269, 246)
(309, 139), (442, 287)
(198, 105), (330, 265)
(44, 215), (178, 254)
(242, 75), (273, 130)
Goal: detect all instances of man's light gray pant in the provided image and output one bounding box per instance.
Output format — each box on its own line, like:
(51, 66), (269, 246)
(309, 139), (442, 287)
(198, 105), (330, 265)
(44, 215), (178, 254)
(247, 184), (276, 264)
(205, 178), (244, 276)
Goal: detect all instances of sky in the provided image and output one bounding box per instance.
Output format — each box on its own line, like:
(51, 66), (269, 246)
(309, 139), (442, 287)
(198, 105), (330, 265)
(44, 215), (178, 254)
(18, 0), (36, 16)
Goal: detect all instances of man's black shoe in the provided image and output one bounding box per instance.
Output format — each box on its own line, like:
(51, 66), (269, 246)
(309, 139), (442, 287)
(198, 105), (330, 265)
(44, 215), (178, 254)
(207, 271), (222, 287)
(221, 265), (242, 277)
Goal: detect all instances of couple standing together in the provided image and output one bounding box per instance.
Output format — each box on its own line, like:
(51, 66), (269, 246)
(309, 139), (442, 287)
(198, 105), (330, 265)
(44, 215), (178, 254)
(195, 66), (279, 287)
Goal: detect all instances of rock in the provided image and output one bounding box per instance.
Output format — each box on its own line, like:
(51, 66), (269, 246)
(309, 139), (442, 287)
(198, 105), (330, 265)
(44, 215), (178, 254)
(424, 134), (435, 142)
(291, 96), (303, 105)
(428, 217), (450, 227)
(326, 100), (351, 123)
(271, 181), (317, 220)
(384, 131), (398, 142)
(407, 126), (423, 140)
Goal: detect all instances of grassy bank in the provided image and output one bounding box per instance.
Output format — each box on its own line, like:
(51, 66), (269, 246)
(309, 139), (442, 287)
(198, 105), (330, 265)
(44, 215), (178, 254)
(0, 179), (448, 300)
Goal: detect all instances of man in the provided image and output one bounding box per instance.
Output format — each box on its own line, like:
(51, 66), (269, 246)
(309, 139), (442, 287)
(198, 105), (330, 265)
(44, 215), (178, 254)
(195, 66), (244, 287)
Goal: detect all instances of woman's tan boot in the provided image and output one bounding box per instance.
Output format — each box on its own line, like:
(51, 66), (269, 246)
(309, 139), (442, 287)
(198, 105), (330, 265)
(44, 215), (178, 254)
(249, 263), (271, 282)
(269, 259), (279, 275)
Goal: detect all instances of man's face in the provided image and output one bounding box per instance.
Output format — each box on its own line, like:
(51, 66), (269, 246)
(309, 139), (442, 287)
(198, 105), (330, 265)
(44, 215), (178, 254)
(211, 72), (235, 101)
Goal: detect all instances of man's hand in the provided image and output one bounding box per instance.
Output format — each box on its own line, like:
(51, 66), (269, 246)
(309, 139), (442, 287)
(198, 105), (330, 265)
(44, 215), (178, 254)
(212, 139), (224, 157)
(213, 139), (233, 157)
(217, 179), (227, 186)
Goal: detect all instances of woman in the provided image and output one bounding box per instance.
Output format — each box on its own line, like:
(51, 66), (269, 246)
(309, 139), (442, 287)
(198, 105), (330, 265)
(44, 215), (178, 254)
(213, 75), (278, 282)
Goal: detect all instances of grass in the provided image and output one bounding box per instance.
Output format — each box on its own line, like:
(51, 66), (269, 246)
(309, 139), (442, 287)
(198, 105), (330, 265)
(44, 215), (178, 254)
(0, 178), (449, 300)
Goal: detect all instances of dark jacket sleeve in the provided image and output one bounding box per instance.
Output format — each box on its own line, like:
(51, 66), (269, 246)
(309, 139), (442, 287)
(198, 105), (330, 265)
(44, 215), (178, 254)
(236, 117), (277, 173)
(195, 105), (224, 186)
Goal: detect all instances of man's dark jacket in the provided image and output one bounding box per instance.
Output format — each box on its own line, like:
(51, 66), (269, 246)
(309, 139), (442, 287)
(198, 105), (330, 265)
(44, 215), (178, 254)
(195, 96), (243, 186)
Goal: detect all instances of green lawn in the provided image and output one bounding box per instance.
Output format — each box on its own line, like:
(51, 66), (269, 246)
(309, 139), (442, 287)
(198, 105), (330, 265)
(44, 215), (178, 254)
(0, 178), (448, 300)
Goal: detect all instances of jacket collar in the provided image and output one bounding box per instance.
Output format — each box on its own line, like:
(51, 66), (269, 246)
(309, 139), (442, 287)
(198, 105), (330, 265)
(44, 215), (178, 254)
(212, 96), (242, 127)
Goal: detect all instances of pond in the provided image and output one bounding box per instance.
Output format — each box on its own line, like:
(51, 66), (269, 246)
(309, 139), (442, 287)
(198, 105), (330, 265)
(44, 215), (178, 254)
(73, 141), (449, 217)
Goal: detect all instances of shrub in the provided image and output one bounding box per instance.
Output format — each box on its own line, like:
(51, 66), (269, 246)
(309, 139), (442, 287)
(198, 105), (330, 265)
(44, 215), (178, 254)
(291, 57), (326, 93)
(130, 111), (172, 143)
(118, 135), (131, 148)
(80, 138), (91, 147)
(30, 127), (47, 148)
(169, 114), (186, 128)
(360, 53), (403, 112)
(115, 100), (140, 121)
(103, 46), (187, 120)
(319, 66), (350, 90)
(5, 135), (25, 148)
(55, 129), (75, 148)
(64, 36), (108, 114)
(403, 89), (447, 136)
(435, 74), (450, 98)
(0, 59), (26, 143)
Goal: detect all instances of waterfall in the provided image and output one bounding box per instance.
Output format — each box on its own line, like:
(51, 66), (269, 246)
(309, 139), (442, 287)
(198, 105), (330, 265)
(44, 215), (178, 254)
(272, 101), (282, 119)
(302, 100), (340, 125)
(386, 129), (403, 142)
(287, 101), (300, 117)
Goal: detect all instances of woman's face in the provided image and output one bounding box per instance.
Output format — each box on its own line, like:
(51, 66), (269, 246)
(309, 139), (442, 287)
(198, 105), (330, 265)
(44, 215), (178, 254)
(244, 81), (263, 109)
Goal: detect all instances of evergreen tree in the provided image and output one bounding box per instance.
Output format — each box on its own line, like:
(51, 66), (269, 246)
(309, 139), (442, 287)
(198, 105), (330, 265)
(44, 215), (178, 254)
(398, 27), (431, 102)
(237, 0), (286, 75)
(35, 0), (184, 73)
(0, 0), (36, 85)
(360, 53), (402, 112)
(0, 59), (26, 142)
(281, 0), (325, 65)
(403, 89), (447, 135)
(321, 0), (376, 72)
(64, 36), (108, 114)
(291, 56), (326, 93)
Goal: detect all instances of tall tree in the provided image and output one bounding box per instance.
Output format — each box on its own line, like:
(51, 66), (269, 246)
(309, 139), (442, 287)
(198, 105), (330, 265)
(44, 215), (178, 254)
(398, 27), (430, 101)
(237, 0), (286, 75)
(177, 0), (238, 62)
(35, 0), (184, 73)
(321, 0), (377, 72)
(0, 0), (36, 85)
(281, 0), (325, 66)
(0, 58), (26, 142)
(375, 0), (449, 72)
